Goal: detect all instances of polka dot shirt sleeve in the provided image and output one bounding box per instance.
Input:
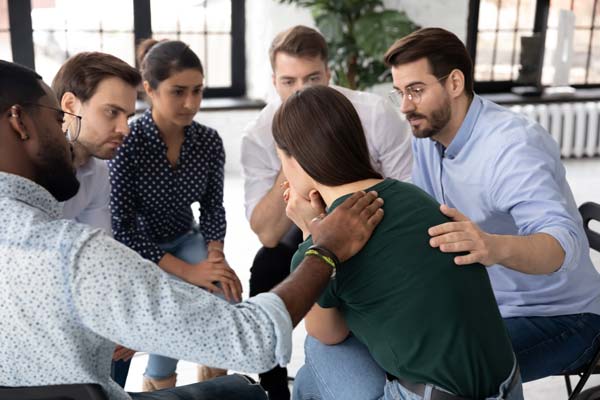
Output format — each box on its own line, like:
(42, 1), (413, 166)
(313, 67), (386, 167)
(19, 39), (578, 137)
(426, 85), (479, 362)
(108, 131), (166, 263)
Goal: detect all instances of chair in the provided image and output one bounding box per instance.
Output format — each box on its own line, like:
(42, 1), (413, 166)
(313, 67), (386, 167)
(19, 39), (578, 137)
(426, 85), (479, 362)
(0, 383), (107, 400)
(562, 202), (600, 400)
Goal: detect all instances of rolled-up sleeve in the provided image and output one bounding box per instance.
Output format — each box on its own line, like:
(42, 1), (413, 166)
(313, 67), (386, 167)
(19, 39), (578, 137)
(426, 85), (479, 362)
(71, 233), (292, 372)
(489, 126), (584, 272)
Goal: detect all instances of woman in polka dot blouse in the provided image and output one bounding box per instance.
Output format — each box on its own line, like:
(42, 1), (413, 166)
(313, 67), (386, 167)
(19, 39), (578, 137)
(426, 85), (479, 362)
(108, 39), (243, 391)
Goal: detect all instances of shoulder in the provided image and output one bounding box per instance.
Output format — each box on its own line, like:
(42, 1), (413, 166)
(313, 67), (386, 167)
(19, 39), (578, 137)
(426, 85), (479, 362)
(243, 100), (280, 143)
(477, 98), (556, 152)
(189, 121), (223, 148)
(332, 85), (387, 112)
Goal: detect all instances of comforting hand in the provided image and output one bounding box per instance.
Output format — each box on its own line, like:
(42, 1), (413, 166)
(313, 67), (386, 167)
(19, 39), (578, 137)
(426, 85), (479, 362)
(184, 258), (243, 302)
(282, 182), (326, 236)
(112, 345), (136, 362)
(428, 204), (498, 266)
(310, 190), (384, 262)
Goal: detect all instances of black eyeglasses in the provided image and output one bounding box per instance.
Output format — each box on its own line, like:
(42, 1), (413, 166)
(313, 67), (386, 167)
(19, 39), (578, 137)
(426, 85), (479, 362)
(24, 103), (82, 143)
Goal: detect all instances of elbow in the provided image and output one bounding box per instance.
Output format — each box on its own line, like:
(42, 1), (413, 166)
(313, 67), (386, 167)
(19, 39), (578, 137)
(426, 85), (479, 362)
(306, 325), (349, 346)
(250, 219), (279, 248)
(257, 233), (279, 248)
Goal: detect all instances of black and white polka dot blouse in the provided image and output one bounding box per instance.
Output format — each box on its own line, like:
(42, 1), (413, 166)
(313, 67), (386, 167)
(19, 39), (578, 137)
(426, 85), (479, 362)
(108, 110), (226, 263)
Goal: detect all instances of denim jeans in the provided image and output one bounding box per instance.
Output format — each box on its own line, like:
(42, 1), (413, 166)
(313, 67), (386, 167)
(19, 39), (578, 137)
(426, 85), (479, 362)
(130, 374), (267, 399)
(505, 313), (600, 382)
(111, 358), (131, 388)
(144, 230), (208, 380)
(294, 335), (523, 400)
(294, 313), (600, 399)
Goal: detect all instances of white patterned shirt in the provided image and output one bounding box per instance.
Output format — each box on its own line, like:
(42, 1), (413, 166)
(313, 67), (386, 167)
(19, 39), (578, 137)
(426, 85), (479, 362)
(0, 172), (292, 400)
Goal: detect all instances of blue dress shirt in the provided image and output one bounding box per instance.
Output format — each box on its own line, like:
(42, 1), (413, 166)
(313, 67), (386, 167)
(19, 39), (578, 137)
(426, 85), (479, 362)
(412, 95), (600, 318)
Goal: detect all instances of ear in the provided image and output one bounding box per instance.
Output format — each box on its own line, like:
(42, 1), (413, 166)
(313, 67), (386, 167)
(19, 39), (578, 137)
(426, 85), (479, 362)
(143, 81), (153, 98)
(61, 92), (81, 114)
(7, 105), (30, 141)
(447, 69), (465, 99)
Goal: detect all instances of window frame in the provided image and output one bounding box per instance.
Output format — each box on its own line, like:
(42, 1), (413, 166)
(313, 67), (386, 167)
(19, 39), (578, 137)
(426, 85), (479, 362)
(467, 0), (600, 93)
(6, 0), (246, 98)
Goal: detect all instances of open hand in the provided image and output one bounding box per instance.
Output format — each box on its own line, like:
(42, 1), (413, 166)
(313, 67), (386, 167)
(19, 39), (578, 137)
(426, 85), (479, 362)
(428, 204), (498, 266)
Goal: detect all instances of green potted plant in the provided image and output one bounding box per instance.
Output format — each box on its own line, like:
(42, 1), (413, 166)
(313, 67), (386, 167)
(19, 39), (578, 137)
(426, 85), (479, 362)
(278, 0), (419, 90)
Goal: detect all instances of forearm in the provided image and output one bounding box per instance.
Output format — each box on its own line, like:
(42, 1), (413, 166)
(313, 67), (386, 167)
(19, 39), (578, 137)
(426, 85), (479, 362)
(271, 256), (332, 326)
(158, 253), (190, 280)
(494, 232), (565, 274)
(250, 171), (293, 247)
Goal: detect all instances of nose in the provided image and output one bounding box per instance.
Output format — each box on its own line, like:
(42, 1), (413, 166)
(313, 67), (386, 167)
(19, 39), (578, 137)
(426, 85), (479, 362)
(116, 115), (130, 137)
(399, 95), (416, 114)
(184, 93), (200, 112)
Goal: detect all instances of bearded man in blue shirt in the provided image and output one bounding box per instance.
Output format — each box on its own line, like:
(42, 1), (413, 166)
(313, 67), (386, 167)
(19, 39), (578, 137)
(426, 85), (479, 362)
(293, 27), (600, 400)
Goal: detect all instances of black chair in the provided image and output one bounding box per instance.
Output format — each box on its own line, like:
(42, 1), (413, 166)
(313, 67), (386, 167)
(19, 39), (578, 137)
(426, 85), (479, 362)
(0, 383), (107, 400)
(562, 202), (600, 400)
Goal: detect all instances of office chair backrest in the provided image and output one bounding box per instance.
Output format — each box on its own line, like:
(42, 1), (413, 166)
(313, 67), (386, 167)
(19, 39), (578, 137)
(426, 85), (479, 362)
(580, 202), (600, 252)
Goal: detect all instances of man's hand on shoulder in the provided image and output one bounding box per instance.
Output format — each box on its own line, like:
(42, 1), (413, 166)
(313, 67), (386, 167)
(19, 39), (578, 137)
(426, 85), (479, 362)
(310, 191), (384, 262)
(428, 204), (500, 266)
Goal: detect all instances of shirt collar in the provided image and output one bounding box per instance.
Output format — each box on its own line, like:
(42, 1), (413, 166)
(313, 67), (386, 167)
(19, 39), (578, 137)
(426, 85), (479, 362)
(0, 172), (62, 218)
(442, 94), (483, 159)
(140, 109), (195, 144)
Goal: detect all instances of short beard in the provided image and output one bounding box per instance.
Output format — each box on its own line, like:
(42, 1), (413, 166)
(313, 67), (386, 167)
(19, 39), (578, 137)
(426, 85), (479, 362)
(409, 96), (452, 139)
(36, 141), (80, 202)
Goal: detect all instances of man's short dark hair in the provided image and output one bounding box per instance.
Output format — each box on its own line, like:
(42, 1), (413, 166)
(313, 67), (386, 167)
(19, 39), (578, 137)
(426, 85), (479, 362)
(52, 52), (141, 103)
(0, 60), (45, 113)
(269, 25), (328, 70)
(384, 27), (474, 97)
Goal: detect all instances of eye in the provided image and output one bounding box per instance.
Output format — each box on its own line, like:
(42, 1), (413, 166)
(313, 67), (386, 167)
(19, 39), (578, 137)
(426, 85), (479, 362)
(309, 75), (321, 83)
(105, 108), (118, 118)
(412, 87), (425, 94)
(281, 79), (294, 86)
(172, 89), (184, 96)
(192, 87), (203, 95)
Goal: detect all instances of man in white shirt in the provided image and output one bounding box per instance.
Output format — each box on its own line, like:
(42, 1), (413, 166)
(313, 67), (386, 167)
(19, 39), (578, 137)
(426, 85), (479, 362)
(52, 52), (140, 235)
(240, 25), (412, 399)
(51, 52), (140, 387)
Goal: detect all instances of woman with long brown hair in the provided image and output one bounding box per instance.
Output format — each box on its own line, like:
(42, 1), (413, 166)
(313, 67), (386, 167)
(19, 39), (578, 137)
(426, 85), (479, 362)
(273, 85), (522, 400)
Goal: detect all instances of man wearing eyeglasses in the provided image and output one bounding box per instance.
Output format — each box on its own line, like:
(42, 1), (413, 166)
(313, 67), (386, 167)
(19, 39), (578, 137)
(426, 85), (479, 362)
(240, 25), (412, 399)
(51, 52), (141, 388)
(0, 59), (385, 400)
(293, 27), (600, 400)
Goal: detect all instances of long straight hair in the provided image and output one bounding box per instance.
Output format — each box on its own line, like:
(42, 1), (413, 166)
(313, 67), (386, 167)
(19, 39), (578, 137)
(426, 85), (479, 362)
(272, 85), (382, 186)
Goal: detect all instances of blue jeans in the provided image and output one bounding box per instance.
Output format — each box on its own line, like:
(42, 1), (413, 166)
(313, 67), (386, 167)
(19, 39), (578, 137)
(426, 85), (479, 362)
(294, 336), (523, 400)
(145, 231), (209, 380)
(130, 374), (267, 399)
(294, 313), (600, 399)
(505, 313), (600, 382)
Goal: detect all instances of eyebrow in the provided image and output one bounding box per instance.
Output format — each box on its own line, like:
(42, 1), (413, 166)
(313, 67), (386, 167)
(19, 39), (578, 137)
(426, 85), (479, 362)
(172, 84), (203, 89)
(393, 80), (426, 91)
(279, 70), (323, 80)
(105, 103), (135, 118)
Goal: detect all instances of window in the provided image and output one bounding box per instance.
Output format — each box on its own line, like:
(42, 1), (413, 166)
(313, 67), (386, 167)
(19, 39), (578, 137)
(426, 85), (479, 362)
(468, 0), (600, 92)
(3, 0), (245, 97)
(0, 0), (11, 60)
(30, 0), (135, 84)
